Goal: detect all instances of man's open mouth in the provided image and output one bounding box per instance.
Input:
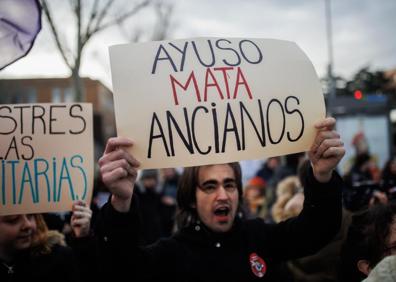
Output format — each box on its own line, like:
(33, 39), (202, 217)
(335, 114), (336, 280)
(214, 206), (230, 218)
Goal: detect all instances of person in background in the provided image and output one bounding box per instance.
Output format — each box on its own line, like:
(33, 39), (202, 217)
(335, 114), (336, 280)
(0, 201), (92, 282)
(344, 132), (380, 183)
(271, 160), (351, 282)
(339, 203), (396, 282)
(271, 153), (306, 188)
(254, 156), (281, 212)
(381, 156), (396, 202)
(135, 169), (172, 244)
(96, 117), (345, 281)
(68, 201), (97, 282)
(255, 156), (281, 188)
(343, 152), (387, 212)
(243, 176), (268, 219)
(271, 175), (301, 223)
(160, 168), (179, 236)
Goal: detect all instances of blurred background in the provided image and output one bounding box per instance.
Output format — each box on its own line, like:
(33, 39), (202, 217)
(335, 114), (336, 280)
(0, 0), (395, 178)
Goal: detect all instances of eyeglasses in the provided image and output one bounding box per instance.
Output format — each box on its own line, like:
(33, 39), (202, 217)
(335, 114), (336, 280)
(197, 179), (238, 194)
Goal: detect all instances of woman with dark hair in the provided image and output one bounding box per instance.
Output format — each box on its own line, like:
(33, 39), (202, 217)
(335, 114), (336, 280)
(339, 203), (396, 282)
(0, 202), (93, 282)
(96, 117), (345, 281)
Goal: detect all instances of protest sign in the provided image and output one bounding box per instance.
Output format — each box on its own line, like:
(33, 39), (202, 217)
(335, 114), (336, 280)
(109, 38), (325, 169)
(0, 103), (93, 215)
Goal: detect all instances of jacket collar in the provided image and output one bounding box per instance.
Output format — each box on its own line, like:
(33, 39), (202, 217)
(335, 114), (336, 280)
(175, 216), (243, 248)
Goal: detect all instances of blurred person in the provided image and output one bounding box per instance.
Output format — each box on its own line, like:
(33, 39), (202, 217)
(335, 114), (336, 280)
(381, 156), (396, 202)
(255, 157), (281, 184)
(96, 117), (345, 281)
(160, 168), (180, 203)
(343, 152), (386, 212)
(271, 152), (306, 188)
(240, 159), (264, 186)
(135, 169), (175, 243)
(68, 201), (98, 282)
(135, 169), (163, 244)
(344, 132), (380, 182)
(243, 176), (267, 219)
(160, 168), (179, 236)
(339, 203), (396, 282)
(255, 157), (281, 212)
(287, 209), (351, 282)
(271, 175), (301, 223)
(271, 159), (351, 282)
(0, 201), (92, 282)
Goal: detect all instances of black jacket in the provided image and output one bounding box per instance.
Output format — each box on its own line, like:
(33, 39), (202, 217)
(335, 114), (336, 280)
(0, 244), (81, 282)
(96, 167), (343, 281)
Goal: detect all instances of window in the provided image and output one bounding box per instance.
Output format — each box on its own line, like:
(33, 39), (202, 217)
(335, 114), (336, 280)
(52, 88), (62, 102)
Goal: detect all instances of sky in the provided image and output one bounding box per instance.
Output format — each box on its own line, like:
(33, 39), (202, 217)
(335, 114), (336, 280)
(0, 0), (395, 89)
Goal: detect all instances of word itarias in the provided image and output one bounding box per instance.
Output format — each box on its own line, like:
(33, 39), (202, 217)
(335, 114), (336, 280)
(0, 155), (88, 206)
(147, 95), (304, 158)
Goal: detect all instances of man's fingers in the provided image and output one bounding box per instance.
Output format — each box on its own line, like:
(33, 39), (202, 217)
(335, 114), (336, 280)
(104, 137), (134, 154)
(100, 156), (139, 184)
(102, 167), (129, 185)
(322, 146), (345, 159)
(314, 117), (336, 130)
(311, 130), (341, 153)
(99, 148), (140, 169)
(313, 138), (344, 158)
(101, 158), (134, 175)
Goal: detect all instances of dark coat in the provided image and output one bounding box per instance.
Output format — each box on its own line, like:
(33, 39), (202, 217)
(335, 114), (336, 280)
(96, 167), (343, 281)
(0, 244), (81, 282)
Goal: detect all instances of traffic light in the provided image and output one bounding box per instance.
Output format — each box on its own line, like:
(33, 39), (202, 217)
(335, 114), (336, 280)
(354, 90), (363, 100)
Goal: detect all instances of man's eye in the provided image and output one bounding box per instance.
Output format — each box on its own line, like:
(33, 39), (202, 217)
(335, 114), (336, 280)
(224, 182), (237, 190)
(202, 184), (216, 192)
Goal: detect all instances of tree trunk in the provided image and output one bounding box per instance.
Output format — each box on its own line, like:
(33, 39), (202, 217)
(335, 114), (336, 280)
(72, 69), (84, 102)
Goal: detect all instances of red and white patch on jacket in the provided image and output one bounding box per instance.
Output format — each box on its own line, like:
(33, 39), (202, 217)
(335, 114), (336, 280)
(249, 252), (267, 278)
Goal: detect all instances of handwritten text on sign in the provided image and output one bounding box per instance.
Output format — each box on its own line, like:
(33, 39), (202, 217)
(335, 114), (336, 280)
(109, 38), (325, 169)
(0, 103), (94, 215)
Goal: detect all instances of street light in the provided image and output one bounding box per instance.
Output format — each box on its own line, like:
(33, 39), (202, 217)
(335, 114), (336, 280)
(325, 0), (336, 100)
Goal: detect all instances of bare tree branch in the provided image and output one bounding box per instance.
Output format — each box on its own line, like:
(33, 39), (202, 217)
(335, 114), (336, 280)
(152, 0), (173, 41)
(74, 0), (82, 65)
(93, 0), (150, 34)
(41, 0), (157, 101)
(87, 0), (113, 39)
(84, 0), (100, 41)
(41, 0), (73, 69)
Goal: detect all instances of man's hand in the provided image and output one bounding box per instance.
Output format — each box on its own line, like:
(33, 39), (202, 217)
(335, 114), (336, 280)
(309, 117), (345, 183)
(98, 137), (140, 212)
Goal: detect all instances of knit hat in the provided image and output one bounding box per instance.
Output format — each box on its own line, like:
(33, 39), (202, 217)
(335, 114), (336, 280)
(247, 176), (266, 189)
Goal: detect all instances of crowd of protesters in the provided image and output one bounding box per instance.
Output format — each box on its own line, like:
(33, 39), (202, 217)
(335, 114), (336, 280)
(236, 131), (396, 281)
(3, 123), (396, 282)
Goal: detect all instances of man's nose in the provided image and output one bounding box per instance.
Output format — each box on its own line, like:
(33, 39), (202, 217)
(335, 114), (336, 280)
(215, 185), (228, 200)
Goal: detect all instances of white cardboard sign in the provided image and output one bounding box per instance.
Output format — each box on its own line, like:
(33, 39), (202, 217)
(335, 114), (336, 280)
(109, 38), (325, 169)
(0, 103), (94, 215)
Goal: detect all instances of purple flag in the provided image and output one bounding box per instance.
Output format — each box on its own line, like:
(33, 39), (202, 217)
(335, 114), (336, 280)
(0, 0), (41, 70)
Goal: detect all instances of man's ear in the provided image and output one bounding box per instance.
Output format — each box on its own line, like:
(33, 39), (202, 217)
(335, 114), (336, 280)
(190, 203), (196, 208)
(357, 259), (371, 276)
